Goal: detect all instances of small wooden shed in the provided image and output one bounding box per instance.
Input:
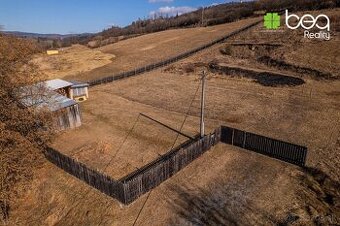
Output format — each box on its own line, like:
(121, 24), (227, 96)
(45, 79), (89, 102)
(45, 79), (73, 98)
(19, 80), (82, 130)
(48, 93), (82, 130)
(70, 81), (89, 102)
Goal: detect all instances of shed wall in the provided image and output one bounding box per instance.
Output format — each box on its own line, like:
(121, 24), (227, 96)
(56, 104), (82, 130)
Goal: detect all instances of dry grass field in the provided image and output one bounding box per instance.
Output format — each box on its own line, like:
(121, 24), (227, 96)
(7, 10), (340, 226)
(10, 69), (340, 225)
(63, 17), (260, 82)
(32, 44), (115, 79)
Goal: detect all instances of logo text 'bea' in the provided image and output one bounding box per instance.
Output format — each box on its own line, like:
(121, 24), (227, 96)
(285, 10), (330, 31)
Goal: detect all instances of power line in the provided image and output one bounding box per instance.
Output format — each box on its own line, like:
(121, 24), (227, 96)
(131, 78), (202, 226)
(131, 191), (152, 226)
(170, 76), (202, 149)
(103, 114), (141, 172)
(140, 113), (194, 140)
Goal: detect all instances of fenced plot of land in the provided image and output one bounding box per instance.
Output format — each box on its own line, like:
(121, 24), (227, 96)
(46, 124), (307, 205)
(46, 131), (220, 204)
(12, 66), (340, 225)
(52, 63), (340, 178)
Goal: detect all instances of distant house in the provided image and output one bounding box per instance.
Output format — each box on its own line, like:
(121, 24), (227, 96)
(19, 79), (89, 130)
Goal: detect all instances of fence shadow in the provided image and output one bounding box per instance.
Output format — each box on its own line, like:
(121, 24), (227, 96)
(165, 179), (283, 225)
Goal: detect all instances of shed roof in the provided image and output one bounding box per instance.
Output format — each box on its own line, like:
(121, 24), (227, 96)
(47, 93), (77, 111)
(70, 80), (89, 88)
(19, 83), (77, 112)
(45, 79), (73, 90)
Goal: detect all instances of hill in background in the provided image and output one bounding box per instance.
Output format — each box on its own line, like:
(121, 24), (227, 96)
(61, 0), (339, 48)
(3, 0), (337, 50)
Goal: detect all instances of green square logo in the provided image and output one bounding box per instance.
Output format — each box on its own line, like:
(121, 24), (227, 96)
(264, 13), (280, 30)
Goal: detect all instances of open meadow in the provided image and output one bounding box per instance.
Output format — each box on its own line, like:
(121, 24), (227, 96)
(8, 9), (340, 226)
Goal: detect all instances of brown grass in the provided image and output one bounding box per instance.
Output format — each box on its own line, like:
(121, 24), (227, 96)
(64, 17), (261, 81)
(32, 44), (115, 80)
(225, 8), (340, 78)
(7, 10), (340, 225)
(10, 65), (340, 225)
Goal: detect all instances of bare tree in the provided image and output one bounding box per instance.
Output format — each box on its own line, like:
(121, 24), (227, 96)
(0, 35), (55, 223)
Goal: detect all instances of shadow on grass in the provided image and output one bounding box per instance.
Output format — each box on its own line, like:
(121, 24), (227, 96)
(164, 157), (287, 226)
(165, 182), (287, 226)
(299, 167), (340, 217)
(0, 200), (10, 222)
(209, 63), (305, 87)
(163, 160), (340, 225)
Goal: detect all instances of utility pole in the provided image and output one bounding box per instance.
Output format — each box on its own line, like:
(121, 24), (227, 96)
(201, 7), (205, 27)
(200, 71), (206, 138)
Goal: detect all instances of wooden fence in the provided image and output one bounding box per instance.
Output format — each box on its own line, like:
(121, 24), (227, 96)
(120, 128), (221, 203)
(220, 126), (307, 167)
(45, 128), (220, 204)
(87, 20), (262, 87)
(45, 125), (307, 204)
(45, 147), (125, 201)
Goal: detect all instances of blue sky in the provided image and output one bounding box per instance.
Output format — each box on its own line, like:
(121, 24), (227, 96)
(0, 0), (231, 34)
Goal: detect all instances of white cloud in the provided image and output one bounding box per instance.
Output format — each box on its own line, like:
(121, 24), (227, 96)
(148, 0), (174, 3)
(149, 6), (197, 18)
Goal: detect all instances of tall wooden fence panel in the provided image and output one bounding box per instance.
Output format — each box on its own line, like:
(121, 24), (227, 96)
(44, 147), (125, 201)
(120, 128), (221, 204)
(220, 126), (307, 166)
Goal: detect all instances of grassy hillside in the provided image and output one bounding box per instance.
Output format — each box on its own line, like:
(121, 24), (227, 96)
(64, 17), (260, 81)
(61, 0), (339, 48)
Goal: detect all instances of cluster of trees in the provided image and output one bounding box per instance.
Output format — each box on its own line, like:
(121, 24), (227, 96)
(60, 0), (339, 48)
(257, 0), (338, 11)
(0, 34), (54, 222)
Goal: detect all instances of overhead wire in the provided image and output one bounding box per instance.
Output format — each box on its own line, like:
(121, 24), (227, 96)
(131, 75), (203, 226)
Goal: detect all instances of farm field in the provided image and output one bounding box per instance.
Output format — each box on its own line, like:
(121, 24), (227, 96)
(32, 44), (115, 80)
(9, 9), (340, 225)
